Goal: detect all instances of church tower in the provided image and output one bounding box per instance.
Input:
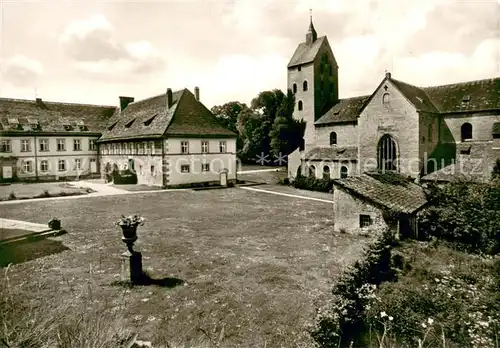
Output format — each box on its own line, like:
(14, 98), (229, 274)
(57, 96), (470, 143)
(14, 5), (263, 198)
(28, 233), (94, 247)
(287, 12), (339, 150)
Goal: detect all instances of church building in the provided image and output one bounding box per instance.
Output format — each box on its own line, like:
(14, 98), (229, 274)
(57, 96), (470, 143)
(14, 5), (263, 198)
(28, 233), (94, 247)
(287, 16), (500, 235)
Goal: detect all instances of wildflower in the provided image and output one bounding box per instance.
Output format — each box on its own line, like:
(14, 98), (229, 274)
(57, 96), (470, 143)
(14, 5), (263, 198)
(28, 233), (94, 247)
(380, 311), (387, 318)
(428, 318), (434, 325)
(422, 322), (427, 328)
(478, 321), (489, 327)
(388, 316), (393, 321)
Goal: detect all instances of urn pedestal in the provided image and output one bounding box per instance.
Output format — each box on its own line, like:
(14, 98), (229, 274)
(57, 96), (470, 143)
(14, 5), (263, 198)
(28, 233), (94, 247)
(119, 226), (143, 284)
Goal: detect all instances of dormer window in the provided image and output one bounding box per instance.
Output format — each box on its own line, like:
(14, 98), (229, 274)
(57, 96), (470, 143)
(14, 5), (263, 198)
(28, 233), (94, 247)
(77, 120), (88, 131)
(8, 118), (20, 129)
(63, 124), (72, 131)
(462, 95), (471, 103)
(144, 115), (156, 126)
(107, 122), (118, 131)
(28, 118), (40, 130)
(125, 119), (135, 128)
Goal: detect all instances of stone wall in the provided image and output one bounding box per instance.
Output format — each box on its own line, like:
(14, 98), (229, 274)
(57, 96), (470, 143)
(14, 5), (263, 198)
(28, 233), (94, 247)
(315, 123), (358, 147)
(333, 187), (389, 235)
(358, 79), (421, 177)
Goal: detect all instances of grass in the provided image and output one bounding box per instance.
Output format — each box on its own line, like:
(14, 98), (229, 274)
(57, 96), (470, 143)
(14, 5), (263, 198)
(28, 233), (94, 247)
(0, 188), (370, 347)
(0, 182), (94, 201)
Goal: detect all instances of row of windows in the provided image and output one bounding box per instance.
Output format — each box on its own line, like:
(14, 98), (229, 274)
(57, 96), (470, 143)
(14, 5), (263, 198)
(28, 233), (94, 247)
(102, 141), (156, 155)
(308, 164), (349, 179)
(293, 81), (309, 94)
(20, 158), (97, 173)
(0, 139), (97, 153)
(181, 140), (227, 154)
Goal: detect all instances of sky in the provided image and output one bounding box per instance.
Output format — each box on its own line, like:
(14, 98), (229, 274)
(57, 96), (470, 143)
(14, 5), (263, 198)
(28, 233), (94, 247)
(0, 0), (499, 109)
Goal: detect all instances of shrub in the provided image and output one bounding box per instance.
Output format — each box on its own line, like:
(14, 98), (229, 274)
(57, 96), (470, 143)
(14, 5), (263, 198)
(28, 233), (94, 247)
(292, 176), (334, 193)
(311, 230), (397, 347)
(417, 180), (500, 255)
(7, 192), (16, 200)
(113, 170), (138, 185)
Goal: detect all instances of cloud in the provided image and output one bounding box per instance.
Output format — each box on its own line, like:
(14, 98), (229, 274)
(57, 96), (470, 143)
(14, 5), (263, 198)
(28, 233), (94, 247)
(59, 14), (165, 79)
(394, 38), (500, 87)
(2, 54), (44, 87)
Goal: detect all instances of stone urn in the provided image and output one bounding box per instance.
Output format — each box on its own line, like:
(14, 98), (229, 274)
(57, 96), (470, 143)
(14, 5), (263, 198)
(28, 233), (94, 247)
(116, 215), (145, 254)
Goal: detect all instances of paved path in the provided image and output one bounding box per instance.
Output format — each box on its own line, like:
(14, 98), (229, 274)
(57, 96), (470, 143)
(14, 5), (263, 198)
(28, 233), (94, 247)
(237, 168), (281, 174)
(240, 186), (333, 203)
(0, 218), (49, 232)
(70, 180), (130, 196)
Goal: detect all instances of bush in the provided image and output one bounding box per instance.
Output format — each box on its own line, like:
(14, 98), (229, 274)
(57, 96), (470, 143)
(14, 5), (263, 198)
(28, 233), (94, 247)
(311, 230), (397, 347)
(7, 192), (16, 200)
(364, 244), (500, 348)
(113, 170), (138, 185)
(417, 180), (500, 255)
(292, 175), (334, 193)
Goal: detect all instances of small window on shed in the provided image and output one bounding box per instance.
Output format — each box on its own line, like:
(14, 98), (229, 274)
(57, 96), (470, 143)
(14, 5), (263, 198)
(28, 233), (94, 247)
(360, 214), (372, 228)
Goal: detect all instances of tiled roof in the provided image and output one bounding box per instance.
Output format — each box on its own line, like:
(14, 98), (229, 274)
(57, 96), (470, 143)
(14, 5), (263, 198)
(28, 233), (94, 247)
(287, 36), (328, 68)
(0, 97), (116, 134)
(389, 79), (439, 113)
(423, 78), (500, 113)
(388, 77), (500, 114)
(493, 122), (500, 136)
(315, 95), (370, 124)
(100, 89), (236, 141)
(333, 173), (428, 214)
(305, 146), (358, 161)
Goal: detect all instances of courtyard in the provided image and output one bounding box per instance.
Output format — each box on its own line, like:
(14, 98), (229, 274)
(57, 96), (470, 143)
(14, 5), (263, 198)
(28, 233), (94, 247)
(0, 187), (370, 347)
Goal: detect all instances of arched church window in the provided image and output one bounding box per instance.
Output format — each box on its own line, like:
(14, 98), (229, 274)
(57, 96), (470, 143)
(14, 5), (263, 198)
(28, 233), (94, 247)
(329, 132), (337, 145)
(382, 93), (390, 107)
(323, 165), (330, 180)
(308, 165), (316, 178)
(377, 135), (398, 172)
(298, 101), (303, 111)
(461, 122), (472, 141)
(303, 80), (308, 91)
(293, 83), (297, 94)
(298, 66), (301, 72)
(340, 166), (348, 179)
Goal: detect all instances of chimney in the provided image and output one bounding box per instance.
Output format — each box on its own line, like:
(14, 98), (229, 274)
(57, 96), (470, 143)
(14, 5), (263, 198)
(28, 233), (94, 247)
(119, 96), (134, 110)
(167, 88), (173, 108)
(385, 71), (392, 79)
(194, 87), (200, 101)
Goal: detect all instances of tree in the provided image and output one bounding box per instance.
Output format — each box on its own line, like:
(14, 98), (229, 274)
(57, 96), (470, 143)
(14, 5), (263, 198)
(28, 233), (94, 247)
(269, 89), (306, 159)
(211, 101), (248, 134)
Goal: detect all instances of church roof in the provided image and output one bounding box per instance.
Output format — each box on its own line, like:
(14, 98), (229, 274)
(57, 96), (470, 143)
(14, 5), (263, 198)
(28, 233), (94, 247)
(315, 95), (370, 125)
(0, 97), (116, 134)
(287, 36), (328, 68)
(390, 77), (500, 114)
(333, 172), (428, 214)
(422, 78), (500, 113)
(99, 88), (236, 141)
(304, 146), (358, 161)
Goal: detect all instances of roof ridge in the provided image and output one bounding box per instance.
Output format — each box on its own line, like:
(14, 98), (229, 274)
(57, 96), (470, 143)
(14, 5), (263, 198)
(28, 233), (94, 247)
(128, 89), (185, 107)
(0, 97), (116, 109)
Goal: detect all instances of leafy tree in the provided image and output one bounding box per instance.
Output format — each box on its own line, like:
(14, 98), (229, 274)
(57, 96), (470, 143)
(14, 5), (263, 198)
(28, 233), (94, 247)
(269, 89), (306, 158)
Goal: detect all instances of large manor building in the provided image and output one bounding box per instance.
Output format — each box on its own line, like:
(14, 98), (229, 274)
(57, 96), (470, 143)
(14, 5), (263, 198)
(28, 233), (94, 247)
(0, 87), (238, 187)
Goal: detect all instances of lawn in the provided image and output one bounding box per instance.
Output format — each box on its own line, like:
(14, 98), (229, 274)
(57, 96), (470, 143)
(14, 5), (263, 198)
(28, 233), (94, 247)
(0, 188), (370, 348)
(0, 182), (92, 201)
